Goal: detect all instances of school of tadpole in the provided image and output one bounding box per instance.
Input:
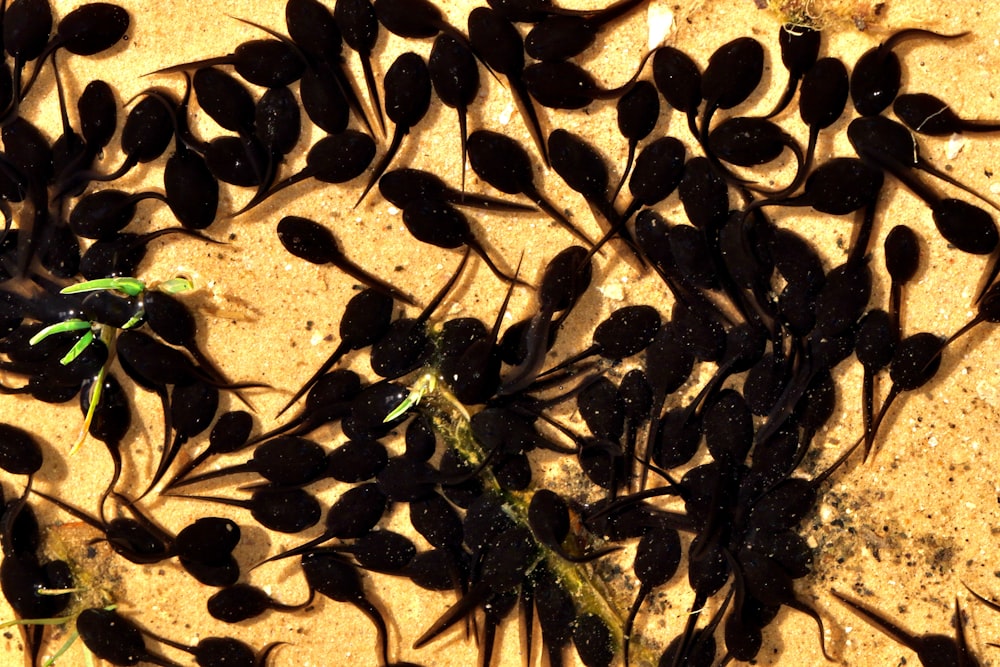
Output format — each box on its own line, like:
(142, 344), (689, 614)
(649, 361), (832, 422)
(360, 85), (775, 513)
(2, 0), (1000, 665)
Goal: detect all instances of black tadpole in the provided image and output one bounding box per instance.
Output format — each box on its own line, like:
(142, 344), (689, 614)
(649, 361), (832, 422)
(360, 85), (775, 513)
(894, 92), (1000, 136)
(548, 128), (644, 265)
(652, 45), (702, 140)
(207, 583), (314, 624)
(832, 591), (980, 667)
(77, 607), (183, 667)
(523, 0), (649, 62)
(699, 36), (765, 143)
(355, 51), (432, 206)
(400, 197), (526, 285)
(866, 332), (946, 461)
(232, 130), (376, 214)
(336, 0), (386, 136)
(614, 80), (660, 200)
(429, 33), (479, 192)
(777, 56), (849, 197)
(163, 410), (254, 491)
(167, 486), (322, 534)
(276, 215), (416, 305)
(148, 30), (306, 88)
(766, 23), (820, 118)
(378, 168), (536, 212)
(850, 28), (968, 117)
(467, 129), (597, 246)
(302, 549), (392, 666)
(884, 224), (920, 335)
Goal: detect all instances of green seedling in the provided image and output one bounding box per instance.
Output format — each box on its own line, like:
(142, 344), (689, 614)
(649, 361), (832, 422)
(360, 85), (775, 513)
(60, 277), (147, 297)
(0, 603), (116, 667)
(383, 371), (470, 423)
(29, 276), (194, 453)
(29, 320), (95, 365)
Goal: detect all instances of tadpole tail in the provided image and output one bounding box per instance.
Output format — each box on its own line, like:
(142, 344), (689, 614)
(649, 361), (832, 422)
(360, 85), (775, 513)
(275, 340), (350, 419)
(229, 170), (309, 217)
(529, 188), (599, 248)
(865, 385), (901, 463)
(612, 141), (637, 202)
(334, 256), (418, 306)
(163, 461), (253, 490)
(467, 238), (529, 287)
(458, 106), (469, 195)
(145, 54), (234, 76)
(331, 62), (377, 139)
(355, 126), (405, 208)
(161, 448), (215, 492)
(357, 54), (386, 138)
(510, 76), (549, 166)
(763, 73), (799, 119)
(98, 442), (123, 525)
(355, 599), (390, 667)
(138, 433), (188, 501)
(413, 581), (488, 649)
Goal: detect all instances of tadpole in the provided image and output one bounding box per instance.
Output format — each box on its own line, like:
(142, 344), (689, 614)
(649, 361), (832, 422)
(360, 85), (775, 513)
(652, 45), (702, 139)
(866, 332), (946, 461)
(2, 0), (53, 120)
(234, 129), (376, 213)
(401, 197), (524, 285)
(169, 435), (327, 489)
(163, 409), (253, 490)
(620, 135), (686, 224)
(614, 80), (660, 199)
(832, 590), (979, 666)
(207, 583), (313, 623)
(523, 59), (641, 110)
(374, 0), (469, 45)
(378, 168), (536, 212)
(150, 34), (306, 88)
(538, 305), (660, 378)
(467, 129), (595, 245)
(699, 36), (764, 142)
(54, 88), (172, 202)
(548, 128), (643, 262)
(355, 51), (431, 206)
(139, 378), (219, 499)
(77, 607), (180, 667)
(624, 527), (682, 667)
(884, 224), (920, 334)
(522, 0), (648, 62)
(894, 92), (1000, 136)
(850, 28), (967, 117)
(429, 33), (479, 191)
(301, 549), (391, 666)
(760, 24), (817, 117)
(335, 0), (385, 135)
(170, 486), (322, 533)
(277, 215), (415, 305)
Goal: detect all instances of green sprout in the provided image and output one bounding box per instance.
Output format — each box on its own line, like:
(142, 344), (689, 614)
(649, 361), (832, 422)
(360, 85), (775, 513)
(29, 320), (95, 365)
(0, 602), (116, 666)
(60, 277), (147, 297)
(383, 372), (471, 423)
(28, 275), (194, 453)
